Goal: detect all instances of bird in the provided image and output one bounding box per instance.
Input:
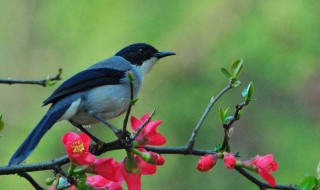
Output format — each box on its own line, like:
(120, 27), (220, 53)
(8, 43), (175, 166)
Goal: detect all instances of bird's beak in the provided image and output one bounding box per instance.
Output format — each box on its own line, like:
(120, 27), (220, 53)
(154, 51), (176, 59)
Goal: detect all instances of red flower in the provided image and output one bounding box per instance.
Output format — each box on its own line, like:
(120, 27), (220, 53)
(119, 153), (159, 190)
(196, 154), (218, 172)
(130, 114), (166, 146)
(223, 153), (236, 169)
(250, 154), (278, 187)
(71, 175), (123, 190)
(91, 158), (121, 182)
(62, 132), (95, 165)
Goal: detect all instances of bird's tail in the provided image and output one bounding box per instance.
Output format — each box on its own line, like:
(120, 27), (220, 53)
(8, 104), (70, 166)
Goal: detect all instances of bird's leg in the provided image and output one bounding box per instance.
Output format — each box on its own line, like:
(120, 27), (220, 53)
(90, 114), (123, 139)
(69, 119), (103, 144)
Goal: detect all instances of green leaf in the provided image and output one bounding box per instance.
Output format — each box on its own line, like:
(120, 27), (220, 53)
(221, 68), (232, 78)
(230, 59), (243, 78)
(299, 176), (318, 190)
(232, 80), (241, 87)
(219, 107), (225, 124)
(131, 98), (139, 106)
(317, 161), (320, 180)
(219, 107), (230, 124)
(46, 80), (58, 87)
(56, 177), (70, 189)
(0, 114), (4, 132)
(242, 82), (254, 101)
(128, 71), (135, 83)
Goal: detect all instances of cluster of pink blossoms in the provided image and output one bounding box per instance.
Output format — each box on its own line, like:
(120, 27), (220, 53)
(60, 114), (166, 190)
(196, 152), (278, 187)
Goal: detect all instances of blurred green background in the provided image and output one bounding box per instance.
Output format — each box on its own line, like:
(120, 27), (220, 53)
(1, 0), (319, 189)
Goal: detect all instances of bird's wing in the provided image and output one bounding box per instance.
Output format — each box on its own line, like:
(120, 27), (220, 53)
(42, 67), (127, 106)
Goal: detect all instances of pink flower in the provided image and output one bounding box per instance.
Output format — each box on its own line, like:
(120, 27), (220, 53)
(196, 154), (218, 172)
(250, 154), (278, 187)
(130, 114), (166, 146)
(91, 158), (121, 182)
(119, 153), (159, 190)
(62, 132), (95, 165)
(223, 153), (236, 169)
(71, 175), (123, 190)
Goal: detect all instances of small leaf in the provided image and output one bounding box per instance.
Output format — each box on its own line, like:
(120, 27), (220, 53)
(235, 59), (243, 78)
(224, 107), (230, 121)
(0, 114), (4, 132)
(299, 176), (318, 190)
(219, 107), (225, 124)
(46, 80), (58, 87)
(221, 68), (232, 78)
(225, 116), (234, 123)
(230, 59), (243, 78)
(232, 80), (241, 87)
(317, 161), (320, 180)
(219, 107), (230, 124)
(247, 82), (254, 100)
(131, 98), (139, 105)
(242, 82), (254, 101)
(57, 177), (70, 189)
(128, 71), (135, 83)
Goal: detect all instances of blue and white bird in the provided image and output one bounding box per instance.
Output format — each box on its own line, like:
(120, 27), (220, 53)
(9, 43), (175, 166)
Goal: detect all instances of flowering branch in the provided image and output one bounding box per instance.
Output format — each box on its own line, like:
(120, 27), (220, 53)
(1, 59), (310, 190)
(0, 68), (62, 87)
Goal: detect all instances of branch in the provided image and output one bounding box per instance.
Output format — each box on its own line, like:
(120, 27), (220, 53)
(235, 167), (301, 190)
(0, 68), (62, 87)
(221, 101), (249, 151)
(0, 156), (69, 175)
(122, 71), (135, 139)
(18, 173), (44, 190)
(186, 83), (233, 152)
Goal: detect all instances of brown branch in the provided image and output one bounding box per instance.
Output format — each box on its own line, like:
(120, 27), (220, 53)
(0, 68), (62, 87)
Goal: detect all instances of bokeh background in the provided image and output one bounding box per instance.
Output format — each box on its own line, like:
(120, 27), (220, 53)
(1, 0), (319, 189)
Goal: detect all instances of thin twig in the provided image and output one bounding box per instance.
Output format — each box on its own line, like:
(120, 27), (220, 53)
(0, 68), (62, 87)
(92, 114), (121, 138)
(18, 172), (44, 190)
(122, 72), (135, 139)
(221, 101), (249, 151)
(235, 167), (301, 190)
(0, 156), (69, 175)
(186, 83), (233, 152)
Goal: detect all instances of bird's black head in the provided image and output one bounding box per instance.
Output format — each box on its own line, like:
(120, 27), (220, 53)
(115, 43), (175, 66)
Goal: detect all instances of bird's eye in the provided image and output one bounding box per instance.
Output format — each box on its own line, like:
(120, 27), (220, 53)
(138, 48), (146, 54)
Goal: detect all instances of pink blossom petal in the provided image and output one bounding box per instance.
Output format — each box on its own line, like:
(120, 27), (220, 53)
(140, 114), (150, 122)
(62, 132), (80, 145)
(147, 133), (166, 146)
(130, 116), (143, 131)
(122, 169), (141, 190)
(77, 152), (95, 165)
(258, 168), (276, 187)
(107, 181), (123, 190)
(139, 160), (157, 175)
(79, 133), (91, 150)
(93, 158), (121, 182)
(144, 120), (162, 135)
